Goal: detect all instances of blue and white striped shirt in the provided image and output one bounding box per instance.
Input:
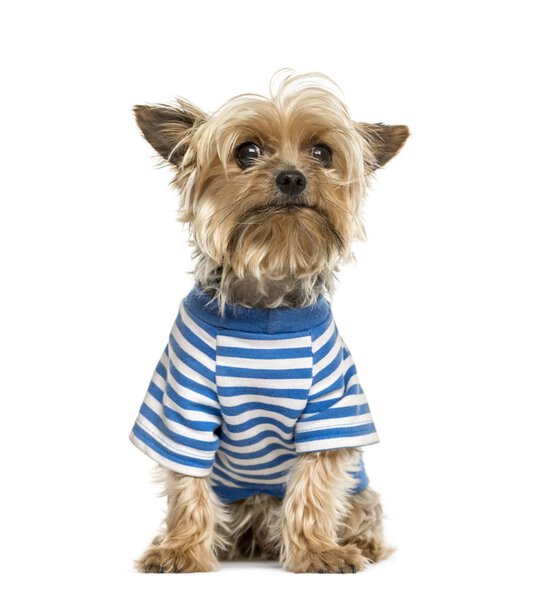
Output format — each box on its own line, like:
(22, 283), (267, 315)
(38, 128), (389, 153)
(129, 285), (379, 504)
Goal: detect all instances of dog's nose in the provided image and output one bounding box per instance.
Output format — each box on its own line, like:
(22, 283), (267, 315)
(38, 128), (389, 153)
(276, 170), (306, 196)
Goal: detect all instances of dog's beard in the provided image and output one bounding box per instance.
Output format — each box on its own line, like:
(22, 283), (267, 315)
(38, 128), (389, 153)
(224, 204), (345, 281)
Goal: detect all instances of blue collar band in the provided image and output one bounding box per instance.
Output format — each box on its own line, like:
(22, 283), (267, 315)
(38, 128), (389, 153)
(184, 284), (331, 334)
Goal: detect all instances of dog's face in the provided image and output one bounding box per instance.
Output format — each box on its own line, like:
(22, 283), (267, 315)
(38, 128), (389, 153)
(134, 73), (408, 286)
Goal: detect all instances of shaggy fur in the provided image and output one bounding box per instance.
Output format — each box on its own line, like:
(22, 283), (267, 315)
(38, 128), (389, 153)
(133, 70), (408, 573)
(280, 448), (370, 573)
(136, 468), (230, 573)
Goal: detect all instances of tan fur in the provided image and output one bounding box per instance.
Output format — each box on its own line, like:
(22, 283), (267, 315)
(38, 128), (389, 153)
(214, 470), (392, 571)
(279, 448), (369, 573)
(133, 70), (408, 573)
(136, 467), (230, 573)
(133, 71), (409, 313)
(135, 454), (391, 574)
(217, 494), (282, 561)
(338, 486), (394, 563)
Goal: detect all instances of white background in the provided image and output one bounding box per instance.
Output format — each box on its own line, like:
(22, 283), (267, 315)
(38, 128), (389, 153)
(1, 1), (543, 598)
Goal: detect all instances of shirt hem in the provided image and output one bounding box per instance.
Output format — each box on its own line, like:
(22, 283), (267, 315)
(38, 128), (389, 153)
(210, 473), (370, 504)
(294, 432), (380, 454)
(129, 429), (213, 477)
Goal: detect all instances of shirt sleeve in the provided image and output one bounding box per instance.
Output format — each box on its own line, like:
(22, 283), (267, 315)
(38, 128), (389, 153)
(129, 301), (222, 476)
(294, 316), (379, 453)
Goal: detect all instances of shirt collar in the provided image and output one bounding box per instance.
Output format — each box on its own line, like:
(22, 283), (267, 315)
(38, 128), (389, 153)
(183, 284), (331, 334)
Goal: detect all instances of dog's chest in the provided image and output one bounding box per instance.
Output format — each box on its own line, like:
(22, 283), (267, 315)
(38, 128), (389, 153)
(215, 330), (313, 427)
(211, 330), (313, 485)
(208, 331), (313, 491)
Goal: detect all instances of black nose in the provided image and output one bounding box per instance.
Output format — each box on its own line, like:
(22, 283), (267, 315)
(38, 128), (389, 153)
(276, 170), (306, 196)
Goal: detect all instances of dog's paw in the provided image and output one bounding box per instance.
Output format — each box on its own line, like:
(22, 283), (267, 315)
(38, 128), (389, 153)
(356, 540), (396, 563)
(285, 544), (369, 574)
(135, 541), (219, 573)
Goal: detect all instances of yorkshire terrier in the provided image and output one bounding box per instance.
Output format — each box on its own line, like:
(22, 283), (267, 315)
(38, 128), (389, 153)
(129, 71), (409, 574)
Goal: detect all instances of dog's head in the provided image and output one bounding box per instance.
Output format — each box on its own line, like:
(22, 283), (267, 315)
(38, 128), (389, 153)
(134, 71), (408, 306)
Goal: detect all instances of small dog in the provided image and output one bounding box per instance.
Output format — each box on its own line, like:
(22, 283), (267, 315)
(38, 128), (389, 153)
(130, 71), (409, 574)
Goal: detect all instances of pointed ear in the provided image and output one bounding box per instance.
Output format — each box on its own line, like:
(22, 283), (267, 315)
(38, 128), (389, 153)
(133, 99), (208, 165)
(355, 122), (410, 171)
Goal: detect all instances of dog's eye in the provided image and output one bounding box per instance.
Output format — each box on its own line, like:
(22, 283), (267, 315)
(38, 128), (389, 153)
(310, 144), (332, 168)
(236, 142), (261, 169)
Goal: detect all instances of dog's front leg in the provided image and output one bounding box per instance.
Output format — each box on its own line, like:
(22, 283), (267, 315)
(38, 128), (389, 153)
(280, 448), (368, 573)
(136, 468), (229, 573)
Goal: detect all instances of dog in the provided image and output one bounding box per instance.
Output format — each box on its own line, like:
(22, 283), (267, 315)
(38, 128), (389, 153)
(129, 70), (409, 574)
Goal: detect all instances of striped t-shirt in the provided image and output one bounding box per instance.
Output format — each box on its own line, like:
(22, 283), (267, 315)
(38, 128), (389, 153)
(129, 285), (379, 504)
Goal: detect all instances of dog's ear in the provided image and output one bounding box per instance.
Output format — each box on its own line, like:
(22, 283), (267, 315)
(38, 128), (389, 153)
(133, 99), (208, 166)
(354, 123), (410, 171)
